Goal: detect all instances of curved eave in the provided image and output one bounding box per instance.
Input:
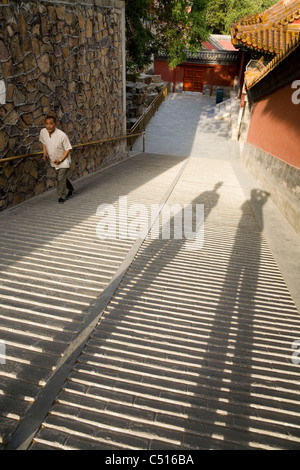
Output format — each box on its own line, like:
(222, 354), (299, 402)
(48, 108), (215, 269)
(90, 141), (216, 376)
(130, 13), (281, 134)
(234, 40), (276, 57)
(245, 37), (300, 90)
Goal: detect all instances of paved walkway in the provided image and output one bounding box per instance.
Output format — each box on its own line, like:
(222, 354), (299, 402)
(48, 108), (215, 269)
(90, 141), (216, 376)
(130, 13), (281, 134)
(134, 92), (236, 159)
(0, 93), (300, 450)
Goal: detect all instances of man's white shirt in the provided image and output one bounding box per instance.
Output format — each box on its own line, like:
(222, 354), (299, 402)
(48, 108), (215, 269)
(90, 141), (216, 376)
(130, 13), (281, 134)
(39, 128), (72, 169)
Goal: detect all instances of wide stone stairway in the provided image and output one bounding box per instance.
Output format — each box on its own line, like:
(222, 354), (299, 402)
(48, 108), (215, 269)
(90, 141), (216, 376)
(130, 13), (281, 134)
(0, 93), (299, 450)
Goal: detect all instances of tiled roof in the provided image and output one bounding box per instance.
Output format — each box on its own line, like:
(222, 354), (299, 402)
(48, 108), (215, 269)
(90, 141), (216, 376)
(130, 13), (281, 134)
(203, 35), (236, 51)
(231, 0), (300, 55)
(230, 0), (300, 89)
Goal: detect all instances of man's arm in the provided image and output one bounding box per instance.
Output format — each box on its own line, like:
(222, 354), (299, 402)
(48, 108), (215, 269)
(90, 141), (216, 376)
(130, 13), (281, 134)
(42, 144), (49, 161)
(54, 149), (71, 165)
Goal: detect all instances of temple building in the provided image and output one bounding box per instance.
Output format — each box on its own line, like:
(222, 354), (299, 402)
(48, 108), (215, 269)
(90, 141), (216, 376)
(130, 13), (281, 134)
(154, 35), (240, 96)
(231, 0), (300, 235)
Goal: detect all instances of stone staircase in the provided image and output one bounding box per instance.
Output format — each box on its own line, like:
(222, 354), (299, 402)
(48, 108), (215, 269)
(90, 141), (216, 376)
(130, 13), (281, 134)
(214, 92), (243, 140)
(1, 93), (300, 451)
(0, 153), (186, 449)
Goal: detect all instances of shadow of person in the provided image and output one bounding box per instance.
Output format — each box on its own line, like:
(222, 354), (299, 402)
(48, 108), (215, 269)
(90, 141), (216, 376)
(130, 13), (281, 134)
(200, 182), (223, 217)
(183, 188), (270, 448)
(88, 185), (271, 449)
(147, 181), (224, 260)
(29, 182), (274, 450)
(220, 189), (270, 302)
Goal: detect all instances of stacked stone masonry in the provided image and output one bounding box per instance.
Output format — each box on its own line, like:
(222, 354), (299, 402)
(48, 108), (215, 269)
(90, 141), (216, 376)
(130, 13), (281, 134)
(126, 73), (167, 130)
(0, 0), (126, 210)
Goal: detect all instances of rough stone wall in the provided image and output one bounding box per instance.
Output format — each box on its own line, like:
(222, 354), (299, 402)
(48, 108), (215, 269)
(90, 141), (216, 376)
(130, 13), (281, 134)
(126, 73), (167, 130)
(0, 0), (126, 210)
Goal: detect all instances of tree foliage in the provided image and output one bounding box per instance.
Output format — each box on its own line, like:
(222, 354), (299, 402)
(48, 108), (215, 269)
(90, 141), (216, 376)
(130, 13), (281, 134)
(125, 0), (209, 73)
(206, 0), (278, 34)
(125, 0), (157, 74)
(125, 0), (278, 74)
(155, 0), (209, 68)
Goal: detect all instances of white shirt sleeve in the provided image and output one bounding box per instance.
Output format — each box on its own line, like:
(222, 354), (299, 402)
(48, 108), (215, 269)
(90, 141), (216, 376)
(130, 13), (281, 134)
(62, 132), (72, 151)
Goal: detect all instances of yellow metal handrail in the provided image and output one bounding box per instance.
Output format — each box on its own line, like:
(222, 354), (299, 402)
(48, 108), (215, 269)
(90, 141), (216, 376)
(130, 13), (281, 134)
(0, 132), (145, 165)
(0, 83), (170, 165)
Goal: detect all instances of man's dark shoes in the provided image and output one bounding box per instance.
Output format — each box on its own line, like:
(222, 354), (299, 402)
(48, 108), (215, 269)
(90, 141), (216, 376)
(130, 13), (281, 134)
(58, 198), (65, 203)
(67, 189), (73, 199)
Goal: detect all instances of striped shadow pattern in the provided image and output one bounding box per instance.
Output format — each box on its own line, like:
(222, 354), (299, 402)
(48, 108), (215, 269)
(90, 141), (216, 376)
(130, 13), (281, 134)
(29, 158), (300, 450)
(0, 153), (187, 448)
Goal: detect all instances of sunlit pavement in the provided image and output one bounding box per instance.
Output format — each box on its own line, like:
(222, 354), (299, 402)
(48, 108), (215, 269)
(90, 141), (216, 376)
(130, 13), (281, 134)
(1, 93), (300, 450)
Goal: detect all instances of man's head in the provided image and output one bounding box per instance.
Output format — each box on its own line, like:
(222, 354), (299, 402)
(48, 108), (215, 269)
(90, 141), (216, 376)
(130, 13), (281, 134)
(45, 116), (56, 135)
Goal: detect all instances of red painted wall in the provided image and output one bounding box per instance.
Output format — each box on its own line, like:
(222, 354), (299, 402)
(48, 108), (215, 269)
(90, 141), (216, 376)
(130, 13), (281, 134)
(209, 64), (238, 87)
(247, 79), (300, 169)
(154, 60), (184, 83)
(154, 60), (238, 89)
